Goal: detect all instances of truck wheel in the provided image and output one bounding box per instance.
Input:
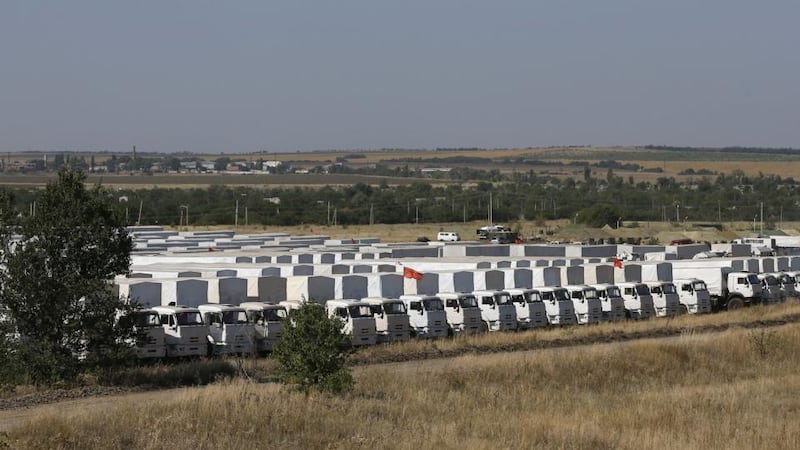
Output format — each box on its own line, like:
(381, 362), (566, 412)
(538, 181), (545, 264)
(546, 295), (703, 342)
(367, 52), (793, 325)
(480, 321), (489, 333)
(679, 305), (689, 315)
(727, 297), (744, 311)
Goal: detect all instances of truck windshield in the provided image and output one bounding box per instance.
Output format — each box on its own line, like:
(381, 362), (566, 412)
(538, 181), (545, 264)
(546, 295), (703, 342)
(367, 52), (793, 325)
(222, 310), (248, 324)
(747, 274), (760, 285)
(606, 287), (621, 298)
(764, 276), (778, 286)
(583, 289), (598, 300)
(528, 292), (542, 303)
(423, 299), (444, 311)
(635, 285), (650, 296)
(554, 289), (571, 302)
(383, 302), (407, 314)
(133, 312), (160, 327)
(264, 308), (287, 321)
(692, 282), (707, 292)
(662, 284), (677, 295)
(176, 312), (203, 326)
(369, 304), (383, 316)
(459, 296), (478, 308)
(348, 305), (372, 318)
(511, 294), (526, 304)
(494, 293), (512, 305)
(779, 274), (793, 285)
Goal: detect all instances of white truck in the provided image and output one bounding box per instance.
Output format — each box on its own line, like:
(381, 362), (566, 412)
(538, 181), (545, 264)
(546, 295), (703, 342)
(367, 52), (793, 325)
(152, 305), (208, 358)
(757, 274), (784, 304)
(198, 304), (254, 356)
(616, 282), (655, 320)
(673, 279), (712, 314)
(472, 290), (518, 332)
(505, 288), (548, 329)
(670, 267), (763, 311)
(120, 309), (166, 359)
(400, 295), (448, 338)
(239, 302), (288, 353)
(590, 284), (626, 322)
(436, 292), (483, 335)
(643, 281), (681, 318)
(537, 287), (577, 326)
(774, 272), (798, 299)
(563, 285), (603, 325)
(325, 299), (377, 346)
(362, 297), (411, 343)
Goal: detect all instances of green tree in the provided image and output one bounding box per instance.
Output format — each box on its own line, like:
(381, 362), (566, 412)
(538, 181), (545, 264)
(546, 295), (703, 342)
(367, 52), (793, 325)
(0, 168), (135, 385)
(274, 303), (353, 394)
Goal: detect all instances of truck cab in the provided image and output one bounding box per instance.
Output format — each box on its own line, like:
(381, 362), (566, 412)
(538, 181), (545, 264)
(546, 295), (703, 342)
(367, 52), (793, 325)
(239, 302), (288, 353)
(644, 281), (681, 318)
(436, 292), (483, 335)
(152, 305), (208, 358)
(673, 279), (712, 314)
(537, 287), (577, 326)
(119, 309), (166, 359)
(616, 282), (655, 320)
(721, 272), (762, 309)
(400, 295), (448, 338)
(563, 285), (603, 325)
(757, 274), (784, 304)
(590, 284), (626, 322)
(362, 297), (411, 343)
(772, 273), (796, 300)
(325, 299), (377, 346)
(505, 288), (548, 329)
(198, 304), (254, 356)
(472, 290), (518, 332)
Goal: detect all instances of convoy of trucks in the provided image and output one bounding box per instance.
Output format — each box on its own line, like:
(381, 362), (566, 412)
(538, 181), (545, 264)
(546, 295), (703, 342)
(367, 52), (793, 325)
(124, 262), (795, 360)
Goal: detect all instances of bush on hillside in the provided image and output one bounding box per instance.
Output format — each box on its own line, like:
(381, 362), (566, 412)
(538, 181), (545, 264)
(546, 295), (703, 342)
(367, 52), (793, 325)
(274, 303), (354, 394)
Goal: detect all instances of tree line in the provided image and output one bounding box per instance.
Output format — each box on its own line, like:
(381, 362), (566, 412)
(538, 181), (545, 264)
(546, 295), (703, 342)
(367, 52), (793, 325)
(3, 169), (799, 230)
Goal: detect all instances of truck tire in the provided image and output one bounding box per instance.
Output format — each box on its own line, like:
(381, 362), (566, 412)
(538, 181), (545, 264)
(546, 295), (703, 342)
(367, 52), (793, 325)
(727, 297), (744, 311)
(480, 321), (489, 333)
(679, 305), (689, 315)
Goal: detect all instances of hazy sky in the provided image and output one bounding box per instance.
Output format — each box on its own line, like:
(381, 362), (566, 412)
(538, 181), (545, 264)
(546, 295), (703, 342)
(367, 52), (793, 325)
(1, 1), (798, 153)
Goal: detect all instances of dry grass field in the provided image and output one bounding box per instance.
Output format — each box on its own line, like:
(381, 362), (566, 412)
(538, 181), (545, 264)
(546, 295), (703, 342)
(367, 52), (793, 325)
(6, 310), (800, 449)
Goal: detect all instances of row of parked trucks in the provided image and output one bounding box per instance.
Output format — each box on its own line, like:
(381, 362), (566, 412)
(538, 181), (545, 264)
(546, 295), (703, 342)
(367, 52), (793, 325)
(126, 268), (800, 359)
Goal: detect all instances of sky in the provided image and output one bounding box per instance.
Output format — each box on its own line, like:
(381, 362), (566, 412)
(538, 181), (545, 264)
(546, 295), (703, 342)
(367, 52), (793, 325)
(1, 1), (798, 153)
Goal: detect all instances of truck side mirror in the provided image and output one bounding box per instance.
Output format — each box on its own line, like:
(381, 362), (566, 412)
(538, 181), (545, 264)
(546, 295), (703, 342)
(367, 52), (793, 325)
(419, 309), (424, 315)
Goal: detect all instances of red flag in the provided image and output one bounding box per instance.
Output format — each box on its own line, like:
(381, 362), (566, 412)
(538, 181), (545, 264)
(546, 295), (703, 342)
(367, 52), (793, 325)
(613, 257), (623, 269)
(403, 266), (424, 280)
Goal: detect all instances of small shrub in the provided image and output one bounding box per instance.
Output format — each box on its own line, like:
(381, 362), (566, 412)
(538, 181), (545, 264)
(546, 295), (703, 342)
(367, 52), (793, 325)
(274, 303), (354, 394)
(748, 329), (778, 360)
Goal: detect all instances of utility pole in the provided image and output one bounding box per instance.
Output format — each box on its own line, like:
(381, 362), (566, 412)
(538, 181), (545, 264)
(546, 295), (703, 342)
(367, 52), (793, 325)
(760, 201), (764, 235)
(488, 192), (493, 225)
(136, 200), (143, 225)
(327, 201), (331, 226)
(463, 203), (466, 223)
(235, 199), (239, 229)
(369, 203), (374, 226)
(415, 206), (419, 224)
